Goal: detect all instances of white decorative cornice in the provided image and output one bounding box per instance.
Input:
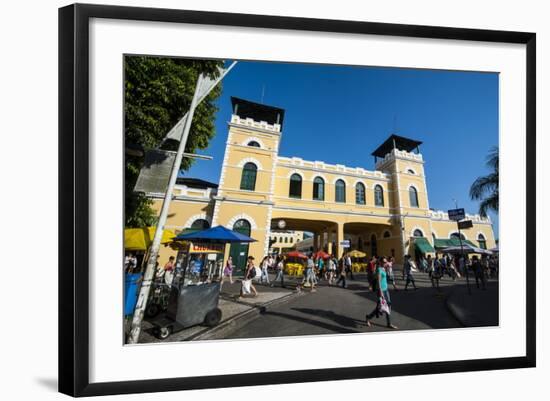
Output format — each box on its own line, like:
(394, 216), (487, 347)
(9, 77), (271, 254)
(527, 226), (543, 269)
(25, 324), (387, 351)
(429, 209), (492, 224)
(276, 156), (391, 181)
(376, 148), (424, 170)
(230, 114), (281, 133)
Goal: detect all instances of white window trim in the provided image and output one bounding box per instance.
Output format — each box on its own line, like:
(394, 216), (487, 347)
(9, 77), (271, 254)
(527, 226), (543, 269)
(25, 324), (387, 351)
(241, 136), (266, 149)
(238, 157), (263, 170)
(411, 227), (425, 238)
(448, 230), (469, 240)
(226, 213), (258, 230)
(287, 169), (305, 180)
(184, 213), (212, 229)
(332, 177), (349, 185)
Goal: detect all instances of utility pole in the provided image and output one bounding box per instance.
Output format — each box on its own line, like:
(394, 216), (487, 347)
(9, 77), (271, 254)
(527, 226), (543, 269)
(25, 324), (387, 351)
(127, 74), (204, 344)
(452, 199), (471, 295)
(126, 61), (239, 343)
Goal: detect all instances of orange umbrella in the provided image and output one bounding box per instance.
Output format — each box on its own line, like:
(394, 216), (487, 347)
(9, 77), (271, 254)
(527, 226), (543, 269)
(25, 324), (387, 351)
(314, 251), (331, 259)
(285, 251), (308, 259)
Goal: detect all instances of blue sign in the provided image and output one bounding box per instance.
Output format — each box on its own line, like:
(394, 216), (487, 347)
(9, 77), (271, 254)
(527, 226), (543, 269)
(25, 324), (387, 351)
(448, 208), (465, 221)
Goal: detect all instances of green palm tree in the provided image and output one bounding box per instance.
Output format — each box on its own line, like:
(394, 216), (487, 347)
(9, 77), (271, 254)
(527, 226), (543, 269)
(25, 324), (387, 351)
(470, 146), (499, 217)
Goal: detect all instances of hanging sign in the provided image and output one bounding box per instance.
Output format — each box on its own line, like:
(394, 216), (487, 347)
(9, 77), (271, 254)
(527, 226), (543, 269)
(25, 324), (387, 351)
(189, 242), (225, 254)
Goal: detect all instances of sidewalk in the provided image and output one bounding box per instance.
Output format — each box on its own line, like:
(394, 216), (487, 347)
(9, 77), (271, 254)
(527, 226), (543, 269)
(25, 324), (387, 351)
(138, 280), (299, 343)
(445, 280), (499, 327)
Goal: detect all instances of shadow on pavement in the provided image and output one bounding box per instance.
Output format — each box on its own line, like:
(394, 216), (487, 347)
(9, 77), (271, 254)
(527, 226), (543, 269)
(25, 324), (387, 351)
(259, 310), (363, 335)
(353, 275), (498, 329)
(291, 307), (365, 329)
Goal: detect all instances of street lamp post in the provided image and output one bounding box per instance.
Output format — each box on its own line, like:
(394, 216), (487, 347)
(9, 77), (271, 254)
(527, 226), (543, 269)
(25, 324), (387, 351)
(452, 199), (471, 295)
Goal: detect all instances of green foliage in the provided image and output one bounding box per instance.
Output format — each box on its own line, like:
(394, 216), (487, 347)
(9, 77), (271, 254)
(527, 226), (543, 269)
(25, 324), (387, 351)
(124, 56), (223, 227)
(469, 146), (499, 217)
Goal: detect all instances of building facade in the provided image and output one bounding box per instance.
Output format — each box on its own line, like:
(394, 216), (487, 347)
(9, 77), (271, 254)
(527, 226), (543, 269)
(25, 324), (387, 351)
(150, 97), (496, 270)
(269, 230), (305, 254)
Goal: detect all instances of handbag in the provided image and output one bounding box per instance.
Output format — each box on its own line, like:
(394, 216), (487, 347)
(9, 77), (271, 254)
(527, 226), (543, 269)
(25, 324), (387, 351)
(378, 297), (390, 315)
(241, 279), (252, 294)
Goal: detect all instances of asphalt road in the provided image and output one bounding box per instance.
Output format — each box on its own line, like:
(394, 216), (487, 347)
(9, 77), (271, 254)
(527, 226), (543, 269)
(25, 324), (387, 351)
(222, 271), (495, 339)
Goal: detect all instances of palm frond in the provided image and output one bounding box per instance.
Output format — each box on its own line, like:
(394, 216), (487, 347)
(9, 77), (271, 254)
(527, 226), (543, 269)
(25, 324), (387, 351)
(478, 192), (499, 217)
(470, 173), (498, 200)
(486, 146), (499, 171)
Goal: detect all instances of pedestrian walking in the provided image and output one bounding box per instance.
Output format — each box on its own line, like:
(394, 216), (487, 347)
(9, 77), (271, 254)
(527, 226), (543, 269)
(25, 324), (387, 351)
(304, 255), (317, 291)
(420, 256), (428, 273)
(327, 255), (337, 285)
(367, 256), (377, 292)
(260, 256), (270, 285)
(336, 256), (347, 288)
(472, 256), (486, 290)
(431, 255), (442, 289)
(271, 256), (285, 287)
(366, 260), (398, 329)
(240, 256), (258, 297)
(344, 253), (354, 280)
(317, 256), (325, 282)
(426, 254), (434, 278)
(403, 255), (417, 290)
(220, 256), (234, 289)
(385, 256), (399, 291)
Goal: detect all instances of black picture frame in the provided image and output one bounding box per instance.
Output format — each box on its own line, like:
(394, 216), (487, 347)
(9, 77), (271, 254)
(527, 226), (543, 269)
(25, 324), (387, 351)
(59, 3), (536, 397)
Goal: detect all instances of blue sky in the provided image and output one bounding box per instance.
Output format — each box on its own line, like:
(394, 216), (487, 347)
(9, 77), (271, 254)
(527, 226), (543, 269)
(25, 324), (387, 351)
(185, 60), (499, 235)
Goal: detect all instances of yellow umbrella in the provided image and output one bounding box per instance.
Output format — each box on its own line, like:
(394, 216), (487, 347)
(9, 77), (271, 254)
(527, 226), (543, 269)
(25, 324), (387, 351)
(124, 227), (176, 251)
(348, 250), (367, 258)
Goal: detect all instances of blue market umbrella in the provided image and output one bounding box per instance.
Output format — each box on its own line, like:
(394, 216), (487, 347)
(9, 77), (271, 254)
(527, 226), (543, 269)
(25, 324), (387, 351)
(174, 225), (257, 244)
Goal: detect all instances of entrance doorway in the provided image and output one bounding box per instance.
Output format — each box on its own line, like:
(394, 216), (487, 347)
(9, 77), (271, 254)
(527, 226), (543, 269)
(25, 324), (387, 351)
(229, 219), (251, 274)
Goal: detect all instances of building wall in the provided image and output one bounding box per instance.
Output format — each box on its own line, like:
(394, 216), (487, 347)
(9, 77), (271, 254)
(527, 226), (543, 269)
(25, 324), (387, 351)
(269, 230), (304, 253)
(144, 112), (496, 266)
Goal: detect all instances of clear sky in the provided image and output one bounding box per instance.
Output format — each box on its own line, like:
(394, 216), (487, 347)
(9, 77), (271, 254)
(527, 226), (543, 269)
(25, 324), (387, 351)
(184, 60), (499, 235)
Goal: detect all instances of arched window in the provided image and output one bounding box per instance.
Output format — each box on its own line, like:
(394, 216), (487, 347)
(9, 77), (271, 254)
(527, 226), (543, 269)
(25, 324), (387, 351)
(407, 169), (415, 174)
(409, 186), (419, 208)
(289, 174), (302, 198)
(413, 229), (424, 237)
(450, 232), (466, 240)
(478, 233), (487, 249)
(312, 177), (325, 201)
(247, 141), (260, 147)
(190, 219), (210, 230)
(233, 219), (251, 234)
(355, 182), (366, 205)
(374, 185), (384, 206)
(335, 179), (346, 203)
(240, 162), (257, 190)
(383, 231), (391, 238)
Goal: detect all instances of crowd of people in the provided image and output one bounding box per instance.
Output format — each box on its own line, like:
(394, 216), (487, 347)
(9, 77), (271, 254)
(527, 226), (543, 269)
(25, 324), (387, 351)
(129, 247), (498, 330)
(415, 253), (499, 290)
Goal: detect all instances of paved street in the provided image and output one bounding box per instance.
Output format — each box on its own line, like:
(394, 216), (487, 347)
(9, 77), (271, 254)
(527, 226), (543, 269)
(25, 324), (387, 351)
(136, 269), (498, 343)
(218, 270), (498, 340)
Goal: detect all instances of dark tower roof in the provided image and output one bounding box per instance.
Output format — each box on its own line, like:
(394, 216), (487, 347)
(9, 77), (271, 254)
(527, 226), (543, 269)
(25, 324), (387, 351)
(371, 134), (423, 158)
(231, 97), (285, 129)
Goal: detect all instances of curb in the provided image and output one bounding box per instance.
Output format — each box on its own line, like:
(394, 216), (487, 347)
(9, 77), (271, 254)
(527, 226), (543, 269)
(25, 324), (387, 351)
(190, 291), (302, 341)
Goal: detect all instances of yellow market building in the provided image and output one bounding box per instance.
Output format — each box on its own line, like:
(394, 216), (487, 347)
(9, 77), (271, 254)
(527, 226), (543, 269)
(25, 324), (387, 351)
(150, 97), (496, 271)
